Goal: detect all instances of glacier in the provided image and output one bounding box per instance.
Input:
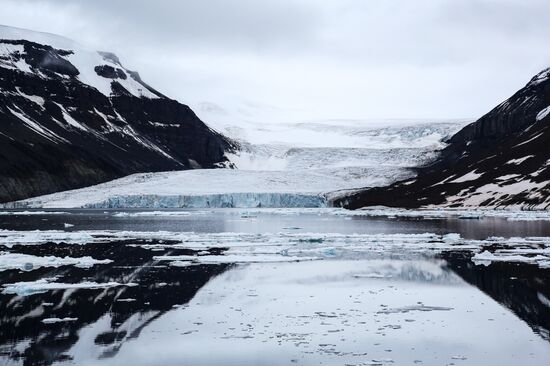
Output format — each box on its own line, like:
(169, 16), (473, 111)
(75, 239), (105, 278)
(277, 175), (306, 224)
(6, 120), (468, 209)
(82, 192), (327, 209)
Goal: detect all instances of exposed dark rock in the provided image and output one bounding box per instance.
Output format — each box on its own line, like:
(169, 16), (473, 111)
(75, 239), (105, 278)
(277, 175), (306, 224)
(94, 65), (127, 80)
(0, 31), (234, 203)
(334, 68), (550, 209)
(1, 39), (79, 77)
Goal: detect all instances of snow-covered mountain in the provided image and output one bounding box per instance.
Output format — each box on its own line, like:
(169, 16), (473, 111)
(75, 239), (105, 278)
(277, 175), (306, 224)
(0, 25), (233, 202)
(336, 68), (550, 210)
(0, 25), (469, 209)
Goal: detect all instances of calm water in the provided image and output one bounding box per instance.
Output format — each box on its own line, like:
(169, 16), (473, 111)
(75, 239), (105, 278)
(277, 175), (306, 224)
(3, 209), (550, 239)
(0, 209), (549, 365)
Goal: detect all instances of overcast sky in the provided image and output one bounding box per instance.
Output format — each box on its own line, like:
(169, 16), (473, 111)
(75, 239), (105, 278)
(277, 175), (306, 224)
(1, 0), (550, 125)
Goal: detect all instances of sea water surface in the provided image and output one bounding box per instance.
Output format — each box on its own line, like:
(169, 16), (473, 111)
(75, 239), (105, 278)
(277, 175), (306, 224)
(0, 209), (549, 365)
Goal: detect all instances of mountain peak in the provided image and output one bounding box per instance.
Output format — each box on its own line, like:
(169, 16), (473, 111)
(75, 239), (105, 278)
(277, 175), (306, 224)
(0, 25), (163, 99)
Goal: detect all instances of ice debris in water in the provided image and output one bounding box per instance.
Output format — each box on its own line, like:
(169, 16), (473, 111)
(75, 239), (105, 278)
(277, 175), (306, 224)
(0, 211), (68, 215)
(113, 211), (192, 217)
(1, 228), (549, 267)
(472, 250), (550, 267)
(344, 207), (550, 221)
(42, 317), (78, 324)
(0, 252), (112, 272)
(2, 278), (137, 296)
(153, 254), (321, 264)
(377, 304), (454, 314)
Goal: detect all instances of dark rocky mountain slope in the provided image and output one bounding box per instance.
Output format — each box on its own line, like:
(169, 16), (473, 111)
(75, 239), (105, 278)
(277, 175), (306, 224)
(334, 68), (550, 210)
(0, 25), (233, 202)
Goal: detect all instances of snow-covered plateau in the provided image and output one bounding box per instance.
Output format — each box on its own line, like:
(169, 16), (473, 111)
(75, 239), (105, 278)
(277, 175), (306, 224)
(6, 120), (467, 208)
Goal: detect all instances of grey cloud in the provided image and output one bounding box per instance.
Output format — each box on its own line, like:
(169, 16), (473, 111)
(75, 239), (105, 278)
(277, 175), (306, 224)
(15, 0), (325, 51)
(1, 0), (550, 121)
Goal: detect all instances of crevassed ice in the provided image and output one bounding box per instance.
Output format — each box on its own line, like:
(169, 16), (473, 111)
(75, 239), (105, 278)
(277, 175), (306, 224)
(82, 193), (327, 209)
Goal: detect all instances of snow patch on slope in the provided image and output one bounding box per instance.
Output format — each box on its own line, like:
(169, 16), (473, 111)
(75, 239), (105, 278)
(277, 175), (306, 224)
(450, 170), (483, 183)
(0, 25), (159, 99)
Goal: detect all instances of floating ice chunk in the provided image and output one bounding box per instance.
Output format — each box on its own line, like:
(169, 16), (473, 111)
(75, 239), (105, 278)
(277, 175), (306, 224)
(472, 250), (548, 266)
(341, 207), (550, 221)
(154, 254), (321, 264)
(370, 358), (394, 364)
(0, 230), (98, 247)
(1, 228), (549, 268)
(113, 211), (192, 217)
(377, 305), (453, 314)
(353, 273), (393, 279)
(2, 278), (137, 296)
(451, 355), (468, 360)
(168, 261), (197, 268)
(0, 211), (68, 215)
(42, 317), (78, 324)
(0, 252), (112, 272)
(443, 233), (461, 242)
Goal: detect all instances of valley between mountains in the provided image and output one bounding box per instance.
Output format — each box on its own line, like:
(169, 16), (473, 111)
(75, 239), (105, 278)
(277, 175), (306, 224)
(1, 24), (550, 212)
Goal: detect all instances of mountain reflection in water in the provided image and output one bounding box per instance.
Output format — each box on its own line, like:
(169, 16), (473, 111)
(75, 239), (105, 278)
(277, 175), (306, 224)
(0, 210), (550, 365)
(443, 251), (550, 342)
(0, 240), (230, 365)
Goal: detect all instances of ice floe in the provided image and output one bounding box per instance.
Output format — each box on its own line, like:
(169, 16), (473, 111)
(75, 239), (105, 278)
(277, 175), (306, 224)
(472, 250), (549, 266)
(1, 228), (549, 267)
(377, 304), (454, 314)
(42, 317), (78, 324)
(113, 211), (193, 217)
(2, 278), (137, 296)
(153, 254), (321, 264)
(336, 207), (550, 221)
(0, 211), (68, 215)
(0, 252), (112, 271)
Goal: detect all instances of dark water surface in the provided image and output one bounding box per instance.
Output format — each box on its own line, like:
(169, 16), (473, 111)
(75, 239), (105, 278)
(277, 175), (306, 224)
(0, 209), (549, 365)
